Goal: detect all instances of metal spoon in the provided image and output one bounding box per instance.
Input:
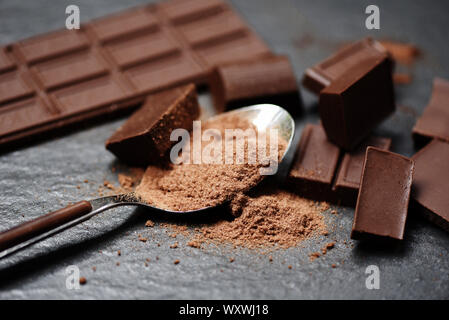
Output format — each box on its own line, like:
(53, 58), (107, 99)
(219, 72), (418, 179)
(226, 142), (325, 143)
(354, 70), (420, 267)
(0, 104), (295, 259)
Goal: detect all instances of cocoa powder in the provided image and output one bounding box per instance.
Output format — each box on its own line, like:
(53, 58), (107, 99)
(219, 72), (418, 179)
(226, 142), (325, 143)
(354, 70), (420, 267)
(135, 115), (286, 211)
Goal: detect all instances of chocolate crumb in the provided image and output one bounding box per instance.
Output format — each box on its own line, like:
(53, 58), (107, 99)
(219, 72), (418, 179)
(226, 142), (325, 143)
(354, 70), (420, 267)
(331, 264), (337, 268)
(170, 242), (178, 249)
(145, 220), (155, 228)
(116, 262), (120, 266)
(187, 240), (201, 248)
(138, 236), (148, 243)
(269, 256), (273, 262)
(288, 265), (292, 270)
(174, 259), (180, 265)
(117, 250), (121, 256)
(229, 258), (235, 263)
(310, 252), (321, 261)
(92, 266), (96, 272)
(79, 277), (87, 285)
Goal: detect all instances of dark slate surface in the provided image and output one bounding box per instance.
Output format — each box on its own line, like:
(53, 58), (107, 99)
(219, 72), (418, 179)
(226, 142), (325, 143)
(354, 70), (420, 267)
(0, 0), (448, 299)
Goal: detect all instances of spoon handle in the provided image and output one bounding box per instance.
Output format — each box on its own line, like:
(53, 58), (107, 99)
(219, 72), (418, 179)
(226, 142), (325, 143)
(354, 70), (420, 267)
(0, 201), (92, 253)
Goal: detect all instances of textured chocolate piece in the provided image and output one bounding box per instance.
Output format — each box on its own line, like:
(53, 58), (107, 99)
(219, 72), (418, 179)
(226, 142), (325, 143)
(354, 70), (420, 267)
(209, 55), (301, 114)
(302, 38), (390, 94)
(319, 54), (395, 150)
(0, 0), (271, 149)
(351, 147), (414, 240)
(412, 78), (449, 148)
(106, 84), (199, 166)
(333, 136), (392, 206)
(411, 139), (449, 232)
(286, 124), (341, 201)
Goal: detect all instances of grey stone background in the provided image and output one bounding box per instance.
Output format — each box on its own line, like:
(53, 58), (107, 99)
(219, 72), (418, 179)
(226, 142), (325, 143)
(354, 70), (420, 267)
(0, 0), (448, 299)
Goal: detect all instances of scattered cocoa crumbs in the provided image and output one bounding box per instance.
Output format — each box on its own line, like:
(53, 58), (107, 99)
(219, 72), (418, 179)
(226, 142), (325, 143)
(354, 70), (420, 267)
(310, 252), (321, 261)
(103, 180), (114, 190)
(170, 242), (178, 249)
(138, 236), (148, 242)
(174, 259), (180, 265)
(145, 220), (155, 228)
(379, 40), (420, 65)
(187, 240), (201, 248)
(325, 242), (335, 250)
(79, 277), (87, 285)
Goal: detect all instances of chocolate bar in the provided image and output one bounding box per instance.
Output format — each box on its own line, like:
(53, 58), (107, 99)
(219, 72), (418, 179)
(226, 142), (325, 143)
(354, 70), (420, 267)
(319, 54), (395, 150)
(286, 124), (391, 206)
(302, 38), (391, 95)
(412, 78), (449, 148)
(106, 84), (199, 166)
(351, 147), (414, 240)
(333, 136), (391, 206)
(208, 55), (301, 114)
(286, 124), (341, 202)
(411, 139), (449, 232)
(0, 0), (271, 149)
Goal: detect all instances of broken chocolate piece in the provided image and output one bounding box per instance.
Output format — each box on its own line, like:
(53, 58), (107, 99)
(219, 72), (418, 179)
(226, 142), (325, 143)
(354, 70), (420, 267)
(351, 147), (414, 240)
(209, 55), (301, 114)
(333, 136), (392, 206)
(412, 78), (449, 148)
(319, 54), (395, 150)
(105, 84), (199, 166)
(411, 139), (449, 232)
(0, 0), (271, 149)
(302, 38), (391, 95)
(286, 124), (340, 201)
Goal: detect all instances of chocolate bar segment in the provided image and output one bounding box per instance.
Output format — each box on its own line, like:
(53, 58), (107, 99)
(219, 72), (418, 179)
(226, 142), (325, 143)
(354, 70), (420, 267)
(333, 136), (392, 206)
(319, 55), (395, 150)
(106, 84), (200, 166)
(209, 55), (300, 114)
(412, 78), (449, 148)
(351, 147), (414, 240)
(286, 124), (341, 201)
(0, 0), (271, 149)
(411, 139), (449, 232)
(302, 38), (390, 94)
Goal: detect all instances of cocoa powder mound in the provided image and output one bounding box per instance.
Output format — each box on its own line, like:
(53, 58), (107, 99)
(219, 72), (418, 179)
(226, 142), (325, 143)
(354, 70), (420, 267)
(189, 189), (328, 249)
(135, 115), (286, 211)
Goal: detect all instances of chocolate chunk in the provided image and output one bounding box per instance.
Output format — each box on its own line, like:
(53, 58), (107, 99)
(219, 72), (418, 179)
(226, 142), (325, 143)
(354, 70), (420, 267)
(351, 147), (414, 240)
(209, 55), (301, 114)
(319, 53), (395, 150)
(411, 139), (449, 232)
(105, 84), (199, 166)
(302, 38), (391, 95)
(412, 78), (449, 148)
(0, 0), (271, 149)
(333, 136), (392, 206)
(286, 124), (341, 201)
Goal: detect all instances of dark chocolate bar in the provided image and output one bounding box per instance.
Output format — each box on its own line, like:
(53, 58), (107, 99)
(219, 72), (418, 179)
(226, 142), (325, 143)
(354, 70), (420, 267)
(286, 124), (341, 202)
(412, 78), (449, 148)
(0, 0), (271, 149)
(333, 136), (392, 206)
(208, 55), (301, 114)
(106, 84), (199, 166)
(286, 124), (391, 206)
(351, 147), (414, 240)
(319, 54), (395, 150)
(302, 38), (391, 95)
(411, 139), (449, 232)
